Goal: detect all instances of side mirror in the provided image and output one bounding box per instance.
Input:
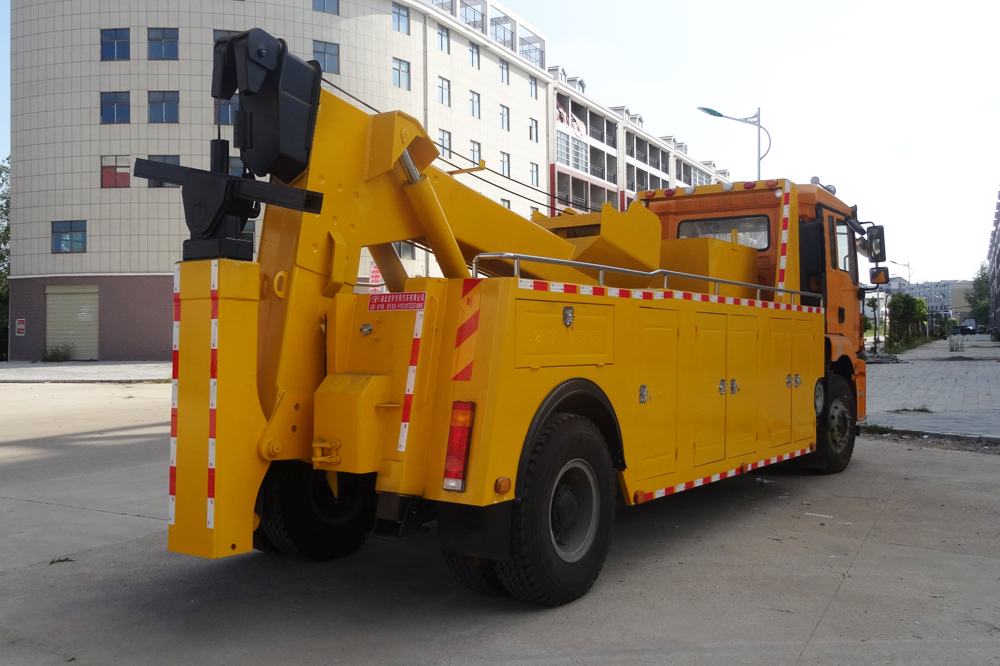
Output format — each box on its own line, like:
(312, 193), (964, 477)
(867, 225), (887, 263)
(870, 266), (889, 284)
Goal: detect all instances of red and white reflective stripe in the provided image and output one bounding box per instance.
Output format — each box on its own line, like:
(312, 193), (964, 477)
(207, 260), (219, 529)
(397, 306), (426, 452)
(776, 180), (792, 292)
(635, 445), (815, 504)
(741, 446), (813, 473)
(517, 279), (824, 314)
(169, 265), (180, 526)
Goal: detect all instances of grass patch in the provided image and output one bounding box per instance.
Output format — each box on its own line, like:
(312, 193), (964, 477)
(862, 424), (894, 435)
(884, 336), (934, 355)
(41, 344), (75, 362)
(889, 406), (933, 413)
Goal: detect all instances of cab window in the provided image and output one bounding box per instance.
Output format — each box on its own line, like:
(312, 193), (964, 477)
(677, 215), (770, 250)
(834, 219), (858, 284)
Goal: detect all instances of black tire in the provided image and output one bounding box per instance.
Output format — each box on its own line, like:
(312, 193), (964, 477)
(816, 375), (856, 474)
(442, 551), (509, 596)
(495, 413), (616, 606)
(259, 461), (377, 560)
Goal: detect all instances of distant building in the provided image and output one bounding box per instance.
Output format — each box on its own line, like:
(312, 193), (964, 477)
(885, 277), (972, 321)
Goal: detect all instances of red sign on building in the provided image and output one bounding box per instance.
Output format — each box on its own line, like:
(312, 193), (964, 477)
(15, 319), (25, 337)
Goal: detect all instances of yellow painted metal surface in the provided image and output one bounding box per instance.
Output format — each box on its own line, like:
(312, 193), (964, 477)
(659, 238), (757, 298)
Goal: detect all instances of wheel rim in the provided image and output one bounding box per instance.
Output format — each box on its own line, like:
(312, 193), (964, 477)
(548, 459), (599, 563)
(826, 398), (852, 454)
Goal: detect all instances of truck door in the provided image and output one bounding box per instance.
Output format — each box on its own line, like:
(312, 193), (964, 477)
(825, 212), (860, 343)
(635, 308), (679, 480)
(768, 318), (792, 448)
(791, 319), (817, 442)
(694, 312), (727, 466)
(726, 314), (758, 458)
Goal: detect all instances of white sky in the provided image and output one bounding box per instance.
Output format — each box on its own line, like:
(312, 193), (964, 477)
(1, 0), (997, 284)
(504, 0), (1000, 284)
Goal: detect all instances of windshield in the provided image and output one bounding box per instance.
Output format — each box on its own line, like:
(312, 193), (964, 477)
(677, 215), (770, 250)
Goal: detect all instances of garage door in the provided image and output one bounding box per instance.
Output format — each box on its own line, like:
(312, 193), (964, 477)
(46, 285), (99, 361)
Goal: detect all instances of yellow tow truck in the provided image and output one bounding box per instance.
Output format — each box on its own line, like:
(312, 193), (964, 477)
(136, 29), (889, 606)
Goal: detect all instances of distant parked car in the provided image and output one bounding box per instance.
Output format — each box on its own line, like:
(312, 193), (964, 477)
(953, 325), (963, 336)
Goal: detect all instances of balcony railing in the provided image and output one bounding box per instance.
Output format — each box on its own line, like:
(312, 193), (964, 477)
(556, 192), (570, 204)
(490, 18), (513, 49)
(590, 165), (604, 179)
(519, 38), (544, 67)
(588, 125), (603, 141)
(636, 150), (646, 164)
(606, 172), (617, 185)
(648, 158), (659, 171)
(572, 195), (587, 208)
(590, 202), (602, 212)
(431, 0), (454, 11)
(605, 134), (617, 149)
(460, 1), (483, 29)
(625, 146), (634, 157)
(626, 180), (635, 191)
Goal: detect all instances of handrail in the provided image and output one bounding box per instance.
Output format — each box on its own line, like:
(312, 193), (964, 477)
(470, 252), (823, 306)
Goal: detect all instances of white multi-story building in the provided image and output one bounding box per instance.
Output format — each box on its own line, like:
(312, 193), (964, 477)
(7, 0), (725, 361)
(884, 277), (972, 321)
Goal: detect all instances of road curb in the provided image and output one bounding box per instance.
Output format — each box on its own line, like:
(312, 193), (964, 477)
(862, 424), (1000, 445)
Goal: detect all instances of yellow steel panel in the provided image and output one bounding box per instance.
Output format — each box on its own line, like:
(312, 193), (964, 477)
(792, 318), (821, 442)
(726, 314), (758, 458)
(514, 300), (614, 369)
(313, 373), (392, 473)
(768, 318), (792, 448)
(659, 238), (757, 298)
(693, 312), (726, 466)
(634, 308), (679, 480)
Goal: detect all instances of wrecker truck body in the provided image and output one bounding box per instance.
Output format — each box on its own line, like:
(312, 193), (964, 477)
(141, 29), (888, 605)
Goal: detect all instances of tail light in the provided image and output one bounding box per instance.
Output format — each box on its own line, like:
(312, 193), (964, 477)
(443, 401), (475, 491)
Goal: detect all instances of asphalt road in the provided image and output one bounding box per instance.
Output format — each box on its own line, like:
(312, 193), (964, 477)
(1, 384), (999, 665)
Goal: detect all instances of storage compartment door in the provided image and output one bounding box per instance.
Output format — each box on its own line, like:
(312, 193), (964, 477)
(693, 312), (726, 466)
(768, 318), (792, 448)
(726, 314), (758, 458)
(792, 319), (820, 442)
(635, 308), (679, 480)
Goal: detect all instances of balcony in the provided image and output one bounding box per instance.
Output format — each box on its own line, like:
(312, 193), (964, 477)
(590, 202), (602, 212)
(572, 195), (587, 208)
(648, 158), (659, 171)
(431, 0), (454, 11)
(636, 150), (646, 164)
(556, 192), (570, 204)
(519, 38), (544, 67)
(605, 134), (617, 149)
(460, 1), (483, 29)
(625, 146), (634, 157)
(490, 18), (513, 49)
(588, 125), (604, 141)
(590, 165), (604, 179)
(626, 180), (635, 191)
(606, 172), (617, 185)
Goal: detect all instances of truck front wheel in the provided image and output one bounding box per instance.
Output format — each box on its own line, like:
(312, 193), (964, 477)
(816, 375), (856, 474)
(496, 413), (615, 606)
(257, 462), (377, 560)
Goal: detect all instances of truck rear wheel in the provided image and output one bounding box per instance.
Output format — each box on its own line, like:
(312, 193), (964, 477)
(816, 375), (856, 474)
(495, 413), (615, 606)
(258, 462), (377, 560)
(441, 551), (508, 596)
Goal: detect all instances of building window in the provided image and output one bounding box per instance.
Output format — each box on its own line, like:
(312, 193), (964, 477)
(530, 162), (539, 187)
(392, 3), (410, 34)
(147, 154), (181, 188)
(438, 77), (451, 106)
(229, 157), (244, 177)
(499, 58), (509, 83)
(392, 241), (416, 260)
(469, 42), (480, 68)
(529, 118), (538, 142)
(313, 0), (339, 14)
(437, 24), (450, 53)
(469, 91), (480, 118)
(214, 94), (238, 125)
(500, 105), (510, 131)
(470, 141), (481, 164)
(556, 131), (570, 166)
(529, 75), (537, 99)
(571, 137), (588, 172)
(501, 199), (511, 209)
(393, 58), (410, 90)
(313, 40), (339, 73)
(500, 152), (510, 177)
(439, 129), (452, 158)
(148, 28), (178, 60)
(100, 92), (130, 124)
(101, 156), (130, 188)
(148, 91), (179, 123)
(52, 221), (87, 253)
(100, 29), (129, 61)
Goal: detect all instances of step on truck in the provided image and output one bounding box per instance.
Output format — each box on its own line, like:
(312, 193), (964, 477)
(137, 29), (890, 606)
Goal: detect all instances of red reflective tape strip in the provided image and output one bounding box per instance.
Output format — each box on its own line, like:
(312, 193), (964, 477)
(452, 361), (474, 382)
(208, 410), (217, 439)
(532, 280), (547, 291)
(207, 261), (219, 529)
(207, 468), (216, 499)
(210, 348), (218, 379)
(170, 409), (178, 437)
(454, 310), (480, 348)
(409, 337), (422, 366)
(397, 309), (426, 452)
(401, 393), (414, 422)
(169, 465), (176, 495)
(462, 278), (483, 298)
(563, 283), (578, 294)
(619, 290), (631, 298)
(593, 286), (605, 296)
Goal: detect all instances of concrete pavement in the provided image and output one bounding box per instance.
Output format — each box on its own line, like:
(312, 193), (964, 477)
(866, 335), (1000, 439)
(1, 383), (999, 665)
(0, 361), (172, 383)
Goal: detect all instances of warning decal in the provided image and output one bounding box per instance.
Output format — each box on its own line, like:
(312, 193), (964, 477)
(368, 292), (427, 311)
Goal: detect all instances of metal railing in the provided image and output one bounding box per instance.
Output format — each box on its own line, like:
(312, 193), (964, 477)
(625, 146), (634, 157)
(490, 19), (513, 49)
(431, 0), (454, 11)
(606, 171), (617, 185)
(556, 192), (570, 204)
(590, 202), (602, 212)
(460, 1), (483, 29)
(648, 159), (660, 171)
(605, 134), (617, 149)
(626, 179), (635, 191)
(470, 252), (824, 305)
(571, 195), (587, 207)
(588, 125), (603, 141)
(590, 165), (604, 178)
(519, 39), (543, 67)
(636, 150), (646, 163)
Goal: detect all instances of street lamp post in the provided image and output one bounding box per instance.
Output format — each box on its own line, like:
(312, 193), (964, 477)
(697, 106), (772, 180)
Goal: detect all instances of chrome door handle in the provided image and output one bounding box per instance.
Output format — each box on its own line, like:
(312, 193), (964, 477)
(730, 378), (740, 394)
(786, 374), (792, 388)
(718, 379), (727, 395)
(794, 374), (802, 387)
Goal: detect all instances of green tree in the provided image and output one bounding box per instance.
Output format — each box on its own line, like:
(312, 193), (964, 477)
(0, 156), (9, 361)
(915, 297), (927, 326)
(965, 262), (990, 326)
(887, 292), (921, 338)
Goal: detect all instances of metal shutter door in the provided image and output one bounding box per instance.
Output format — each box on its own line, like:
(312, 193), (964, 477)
(45, 285), (100, 361)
